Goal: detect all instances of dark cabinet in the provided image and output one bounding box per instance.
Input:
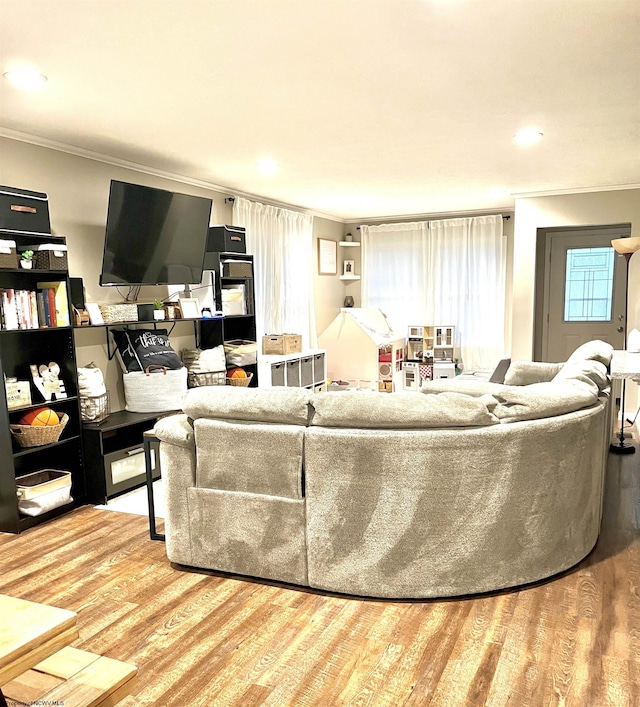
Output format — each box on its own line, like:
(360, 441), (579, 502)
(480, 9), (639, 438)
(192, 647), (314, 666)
(201, 251), (258, 386)
(82, 410), (164, 505)
(0, 234), (85, 533)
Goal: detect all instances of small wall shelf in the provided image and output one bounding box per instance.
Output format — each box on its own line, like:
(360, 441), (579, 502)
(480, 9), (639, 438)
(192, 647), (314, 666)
(339, 241), (361, 247)
(339, 275), (361, 281)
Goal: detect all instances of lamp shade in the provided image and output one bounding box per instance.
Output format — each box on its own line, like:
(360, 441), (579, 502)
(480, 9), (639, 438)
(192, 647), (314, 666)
(611, 236), (640, 254)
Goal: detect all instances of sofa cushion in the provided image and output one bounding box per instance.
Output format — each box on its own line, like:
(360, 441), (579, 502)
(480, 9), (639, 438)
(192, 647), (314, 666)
(488, 380), (600, 422)
(566, 339), (613, 367)
(183, 386), (313, 425)
(503, 361), (564, 386)
(194, 419), (304, 499)
(310, 391), (498, 428)
(553, 359), (609, 392)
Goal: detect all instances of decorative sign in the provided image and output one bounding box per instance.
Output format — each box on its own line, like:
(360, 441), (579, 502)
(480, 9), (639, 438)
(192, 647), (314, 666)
(318, 238), (337, 275)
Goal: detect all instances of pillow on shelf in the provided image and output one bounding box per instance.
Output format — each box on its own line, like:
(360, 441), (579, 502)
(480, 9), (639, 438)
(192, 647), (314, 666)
(112, 328), (183, 372)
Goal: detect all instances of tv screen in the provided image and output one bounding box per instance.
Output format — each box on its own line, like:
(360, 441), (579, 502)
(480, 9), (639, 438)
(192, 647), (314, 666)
(99, 180), (213, 286)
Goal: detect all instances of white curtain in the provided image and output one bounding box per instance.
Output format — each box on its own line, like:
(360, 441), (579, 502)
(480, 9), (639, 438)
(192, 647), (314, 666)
(362, 215), (506, 370)
(232, 197), (316, 348)
(361, 221), (430, 330)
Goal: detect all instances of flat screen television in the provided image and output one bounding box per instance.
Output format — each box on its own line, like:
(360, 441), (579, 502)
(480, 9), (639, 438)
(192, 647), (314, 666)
(99, 180), (213, 287)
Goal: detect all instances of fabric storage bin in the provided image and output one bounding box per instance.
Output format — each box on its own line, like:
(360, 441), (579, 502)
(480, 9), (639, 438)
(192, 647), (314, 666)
(221, 259), (253, 278)
(16, 469), (72, 517)
(0, 185), (51, 236)
(21, 243), (68, 270)
(224, 340), (257, 366)
(0, 239), (18, 268)
(123, 365), (188, 413)
(99, 303), (139, 323)
(206, 225), (246, 254)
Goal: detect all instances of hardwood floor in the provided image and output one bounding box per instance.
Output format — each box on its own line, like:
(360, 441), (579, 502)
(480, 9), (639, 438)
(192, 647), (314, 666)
(0, 451), (638, 706)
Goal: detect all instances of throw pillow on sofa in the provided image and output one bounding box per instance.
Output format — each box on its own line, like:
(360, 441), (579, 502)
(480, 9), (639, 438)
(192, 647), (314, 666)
(503, 361), (564, 386)
(112, 328), (183, 372)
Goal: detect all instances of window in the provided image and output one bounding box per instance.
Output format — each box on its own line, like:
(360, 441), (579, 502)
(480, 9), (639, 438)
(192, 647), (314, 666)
(564, 247), (614, 322)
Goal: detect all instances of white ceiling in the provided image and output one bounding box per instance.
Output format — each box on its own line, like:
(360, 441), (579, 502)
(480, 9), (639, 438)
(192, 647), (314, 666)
(1, 0), (639, 221)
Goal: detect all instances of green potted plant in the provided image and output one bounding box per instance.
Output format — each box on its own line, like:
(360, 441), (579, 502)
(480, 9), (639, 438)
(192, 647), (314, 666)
(153, 299), (165, 321)
(20, 250), (34, 269)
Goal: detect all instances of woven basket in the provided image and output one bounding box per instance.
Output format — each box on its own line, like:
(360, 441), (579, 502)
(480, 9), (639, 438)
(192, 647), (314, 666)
(188, 371), (226, 388)
(226, 372), (253, 387)
(10, 413), (69, 448)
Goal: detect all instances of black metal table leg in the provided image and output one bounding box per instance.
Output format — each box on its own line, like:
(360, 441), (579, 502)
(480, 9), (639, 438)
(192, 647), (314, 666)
(143, 432), (165, 541)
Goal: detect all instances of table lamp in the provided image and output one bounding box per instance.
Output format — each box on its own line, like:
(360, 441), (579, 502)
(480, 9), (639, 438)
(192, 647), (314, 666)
(610, 236), (640, 453)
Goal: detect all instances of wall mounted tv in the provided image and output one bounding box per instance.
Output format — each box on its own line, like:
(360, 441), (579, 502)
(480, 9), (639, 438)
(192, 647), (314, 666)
(99, 180), (213, 287)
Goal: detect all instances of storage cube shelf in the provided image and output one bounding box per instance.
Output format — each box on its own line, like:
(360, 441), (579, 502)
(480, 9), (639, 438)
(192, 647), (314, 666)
(258, 349), (327, 390)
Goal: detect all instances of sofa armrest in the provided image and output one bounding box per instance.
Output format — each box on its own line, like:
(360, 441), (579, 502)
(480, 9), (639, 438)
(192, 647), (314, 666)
(154, 414), (196, 566)
(154, 414), (195, 450)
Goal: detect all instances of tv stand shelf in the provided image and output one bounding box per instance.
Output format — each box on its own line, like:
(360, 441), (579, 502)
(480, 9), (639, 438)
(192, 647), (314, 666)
(82, 409), (177, 505)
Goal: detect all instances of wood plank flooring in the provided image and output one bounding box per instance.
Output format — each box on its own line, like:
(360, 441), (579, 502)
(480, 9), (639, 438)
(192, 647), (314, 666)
(0, 451), (638, 706)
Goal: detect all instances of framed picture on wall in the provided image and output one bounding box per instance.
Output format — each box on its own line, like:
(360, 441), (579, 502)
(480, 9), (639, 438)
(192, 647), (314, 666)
(318, 238), (337, 275)
(343, 259), (355, 276)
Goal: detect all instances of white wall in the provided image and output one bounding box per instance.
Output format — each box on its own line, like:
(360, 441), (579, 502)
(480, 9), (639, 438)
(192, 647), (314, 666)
(313, 219), (356, 336)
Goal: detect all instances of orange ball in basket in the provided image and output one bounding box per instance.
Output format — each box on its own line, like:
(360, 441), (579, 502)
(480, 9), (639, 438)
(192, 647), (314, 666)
(228, 367), (247, 379)
(19, 407), (59, 427)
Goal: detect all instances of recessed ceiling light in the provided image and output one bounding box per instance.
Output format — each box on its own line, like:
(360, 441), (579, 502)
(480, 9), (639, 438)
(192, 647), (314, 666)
(513, 128), (543, 146)
(3, 68), (48, 90)
(257, 158), (279, 175)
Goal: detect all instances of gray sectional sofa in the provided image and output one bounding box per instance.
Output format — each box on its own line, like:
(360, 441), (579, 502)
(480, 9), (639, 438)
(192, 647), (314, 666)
(154, 340), (613, 599)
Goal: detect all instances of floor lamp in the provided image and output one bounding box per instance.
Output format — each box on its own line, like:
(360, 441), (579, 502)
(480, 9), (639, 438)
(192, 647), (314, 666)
(609, 236), (640, 454)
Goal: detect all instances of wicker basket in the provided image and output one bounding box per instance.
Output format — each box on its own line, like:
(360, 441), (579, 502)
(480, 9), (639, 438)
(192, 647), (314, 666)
(80, 392), (110, 422)
(226, 372), (253, 387)
(188, 371), (226, 388)
(10, 413), (69, 448)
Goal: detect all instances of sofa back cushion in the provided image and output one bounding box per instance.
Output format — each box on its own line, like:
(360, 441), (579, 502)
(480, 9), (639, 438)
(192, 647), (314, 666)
(194, 419), (305, 499)
(310, 391), (498, 428)
(183, 386), (313, 426)
(553, 359), (609, 392)
(488, 380), (600, 422)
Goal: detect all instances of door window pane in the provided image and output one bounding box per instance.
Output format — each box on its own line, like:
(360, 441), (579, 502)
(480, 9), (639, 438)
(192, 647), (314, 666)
(564, 247), (614, 322)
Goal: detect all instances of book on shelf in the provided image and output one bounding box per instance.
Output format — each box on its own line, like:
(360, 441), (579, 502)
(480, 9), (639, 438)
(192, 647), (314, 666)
(0, 281), (70, 330)
(37, 280), (69, 327)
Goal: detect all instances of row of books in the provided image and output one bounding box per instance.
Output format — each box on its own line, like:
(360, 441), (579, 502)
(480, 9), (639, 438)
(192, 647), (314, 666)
(0, 281), (69, 330)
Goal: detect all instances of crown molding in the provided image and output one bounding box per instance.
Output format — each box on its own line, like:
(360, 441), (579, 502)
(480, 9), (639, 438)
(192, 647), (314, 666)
(512, 183), (640, 198)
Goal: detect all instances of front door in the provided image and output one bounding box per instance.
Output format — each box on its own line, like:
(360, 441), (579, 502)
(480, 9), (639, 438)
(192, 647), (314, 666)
(541, 227), (628, 362)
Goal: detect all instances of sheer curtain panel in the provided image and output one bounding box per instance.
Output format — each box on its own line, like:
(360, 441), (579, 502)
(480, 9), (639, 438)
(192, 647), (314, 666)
(428, 216), (505, 370)
(362, 215), (505, 370)
(361, 222), (430, 334)
(232, 198), (316, 348)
